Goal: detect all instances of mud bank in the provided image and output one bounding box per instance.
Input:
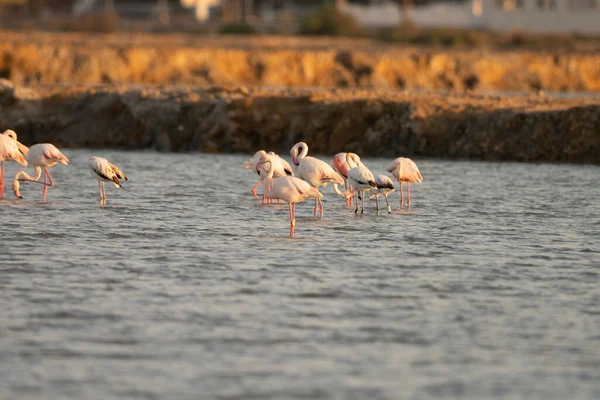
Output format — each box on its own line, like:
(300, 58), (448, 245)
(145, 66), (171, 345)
(1, 31), (600, 92)
(1, 81), (599, 164)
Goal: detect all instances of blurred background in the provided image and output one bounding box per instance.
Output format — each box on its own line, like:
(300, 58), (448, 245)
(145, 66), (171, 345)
(0, 0), (598, 45)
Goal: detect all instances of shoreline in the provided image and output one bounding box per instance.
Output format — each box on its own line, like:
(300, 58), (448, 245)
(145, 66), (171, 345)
(1, 82), (599, 164)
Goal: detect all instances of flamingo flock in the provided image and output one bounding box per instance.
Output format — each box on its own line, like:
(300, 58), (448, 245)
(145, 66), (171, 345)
(0, 129), (127, 205)
(1, 130), (424, 235)
(246, 141), (424, 238)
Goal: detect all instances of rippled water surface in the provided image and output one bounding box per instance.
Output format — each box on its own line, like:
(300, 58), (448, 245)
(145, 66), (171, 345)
(1, 150), (599, 400)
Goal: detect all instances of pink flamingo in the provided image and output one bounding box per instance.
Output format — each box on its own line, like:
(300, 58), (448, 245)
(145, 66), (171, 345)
(0, 130), (28, 199)
(332, 152), (365, 206)
(260, 153), (323, 238)
(244, 150), (293, 200)
(290, 142), (344, 219)
(89, 156), (128, 205)
(386, 157), (423, 209)
(13, 143), (69, 202)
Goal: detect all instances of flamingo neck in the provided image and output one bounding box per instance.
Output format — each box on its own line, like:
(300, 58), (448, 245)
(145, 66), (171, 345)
(333, 183), (351, 199)
(15, 165), (42, 182)
(292, 143), (308, 165)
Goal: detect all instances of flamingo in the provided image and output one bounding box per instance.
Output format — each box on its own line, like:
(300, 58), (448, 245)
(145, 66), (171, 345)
(89, 156), (128, 205)
(347, 166), (377, 214)
(259, 152), (323, 238)
(386, 157), (423, 209)
(245, 150), (293, 200)
(12, 143), (69, 202)
(0, 130), (28, 199)
(369, 174), (395, 214)
(290, 142), (344, 219)
(332, 152), (365, 206)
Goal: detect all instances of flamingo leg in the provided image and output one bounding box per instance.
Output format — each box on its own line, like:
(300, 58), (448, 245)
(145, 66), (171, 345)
(0, 161), (4, 199)
(41, 169), (48, 202)
(45, 167), (55, 187)
(251, 178), (262, 199)
(354, 191), (359, 214)
(313, 197), (318, 219)
(318, 197), (323, 219)
(348, 183), (353, 207)
(102, 182), (107, 205)
(375, 195), (380, 215)
(98, 181), (103, 204)
(407, 183), (411, 209)
(344, 180), (348, 206)
(385, 194), (391, 213)
(361, 190), (365, 214)
(289, 202), (296, 238)
(399, 181), (404, 209)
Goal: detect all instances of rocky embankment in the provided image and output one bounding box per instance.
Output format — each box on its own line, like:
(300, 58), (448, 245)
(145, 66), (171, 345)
(1, 31), (600, 92)
(1, 80), (599, 164)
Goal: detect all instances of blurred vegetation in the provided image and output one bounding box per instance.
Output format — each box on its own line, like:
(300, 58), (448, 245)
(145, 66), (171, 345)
(219, 22), (258, 35)
(299, 4), (364, 37)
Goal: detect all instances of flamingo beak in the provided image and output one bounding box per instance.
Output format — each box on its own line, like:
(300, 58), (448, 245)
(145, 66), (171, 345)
(292, 156), (298, 165)
(16, 141), (29, 156)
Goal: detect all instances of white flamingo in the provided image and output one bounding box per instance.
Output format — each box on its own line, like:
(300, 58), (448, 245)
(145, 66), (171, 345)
(347, 166), (377, 214)
(260, 152), (322, 238)
(369, 174), (395, 214)
(290, 142), (344, 219)
(245, 150), (293, 200)
(89, 156), (128, 205)
(386, 157), (423, 209)
(12, 143), (69, 202)
(0, 130), (28, 199)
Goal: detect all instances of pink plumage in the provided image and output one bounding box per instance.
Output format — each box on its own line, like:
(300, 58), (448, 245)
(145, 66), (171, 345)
(260, 152), (322, 238)
(386, 157), (423, 209)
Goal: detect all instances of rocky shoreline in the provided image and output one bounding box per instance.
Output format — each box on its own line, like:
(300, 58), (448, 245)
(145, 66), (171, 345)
(1, 81), (599, 164)
(1, 31), (600, 92)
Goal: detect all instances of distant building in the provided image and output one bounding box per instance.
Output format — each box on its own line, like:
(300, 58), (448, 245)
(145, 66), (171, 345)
(342, 1), (474, 29)
(473, 0), (600, 34)
(342, 0), (600, 34)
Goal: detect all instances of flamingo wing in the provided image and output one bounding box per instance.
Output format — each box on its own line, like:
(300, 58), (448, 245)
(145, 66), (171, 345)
(90, 157), (121, 187)
(108, 162), (128, 181)
(386, 157), (423, 183)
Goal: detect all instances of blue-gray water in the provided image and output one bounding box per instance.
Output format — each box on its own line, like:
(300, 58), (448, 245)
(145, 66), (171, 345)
(1, 150), (599, 400)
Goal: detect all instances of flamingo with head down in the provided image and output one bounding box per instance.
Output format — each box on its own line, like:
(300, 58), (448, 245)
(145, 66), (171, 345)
(13, 143), (69, 203)
(369, 174), (395, 214)
(260, 152), (322, 238)
(0, 130), (28, 199)
(89, 156), (128, 205)
(347, 166), (377, 214)
(386, 157), (423, 209)
(290, 142), (344, 219)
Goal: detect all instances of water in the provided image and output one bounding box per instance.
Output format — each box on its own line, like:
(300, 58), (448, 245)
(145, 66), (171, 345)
(1, 150), (599, 400)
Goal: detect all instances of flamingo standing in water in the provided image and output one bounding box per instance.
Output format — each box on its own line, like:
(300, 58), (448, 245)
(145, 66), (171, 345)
(12, 143), (69, 202)
(260, 153), (322, 238)
(290, 142), (344, 219)
(244, 150), (293, 201)
(332, 152), (365, 206)
(347, 166), (377, 214)
(89, 156), (128, 205)
(0, 130), (28, 199)
(386, 157), (423, 209)
(369, 174), (395, 214)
